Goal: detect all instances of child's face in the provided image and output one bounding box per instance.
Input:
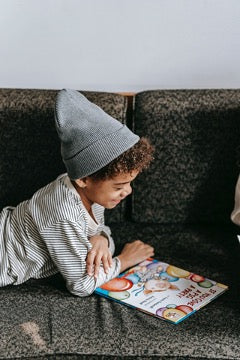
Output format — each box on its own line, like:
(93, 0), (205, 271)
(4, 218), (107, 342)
(75, 170), (139, 210)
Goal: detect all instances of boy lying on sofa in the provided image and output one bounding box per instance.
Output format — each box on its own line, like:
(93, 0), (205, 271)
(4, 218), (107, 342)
(0, 89), (156, 297)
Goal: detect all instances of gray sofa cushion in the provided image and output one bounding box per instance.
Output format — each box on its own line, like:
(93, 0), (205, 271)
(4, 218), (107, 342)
(0, 223), (239, 359)
(132, 90), (240, 224)
(0, 89), (128, 223)
(0, 88), (239, 359)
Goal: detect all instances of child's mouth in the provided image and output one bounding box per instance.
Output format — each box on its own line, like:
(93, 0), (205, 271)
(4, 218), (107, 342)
(112, 199), (121, 204)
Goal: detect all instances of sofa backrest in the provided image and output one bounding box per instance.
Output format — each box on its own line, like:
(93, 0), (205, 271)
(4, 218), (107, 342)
(1, 88), (240, 226)
(0, 89), (128, 223)
(132, 90), (240, 224)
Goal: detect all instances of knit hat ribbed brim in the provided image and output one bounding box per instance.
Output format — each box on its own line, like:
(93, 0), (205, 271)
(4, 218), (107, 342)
(55, 89), (139, 179)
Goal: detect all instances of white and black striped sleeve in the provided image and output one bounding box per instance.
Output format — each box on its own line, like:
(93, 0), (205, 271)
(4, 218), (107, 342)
(40, 219), (120, 297)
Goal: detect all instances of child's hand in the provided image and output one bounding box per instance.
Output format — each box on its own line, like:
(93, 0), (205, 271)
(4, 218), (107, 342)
(87, 235), (113, 278)
(117, 240), (154, 273)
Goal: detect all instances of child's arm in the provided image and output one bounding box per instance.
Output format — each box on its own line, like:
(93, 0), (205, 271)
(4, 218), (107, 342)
(87, 234), (155, 280)
(41, 220), (154, 297)
(85, 218), (115, 278)
(117, 240), (154, 273)
(40, 220), (121, 297)
(94, 240), (154, 288)
(87, 234), (113, 278)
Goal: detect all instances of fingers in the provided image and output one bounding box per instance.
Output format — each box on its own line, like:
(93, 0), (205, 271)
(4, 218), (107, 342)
(87, 249), (102, 278)
(148, 245), (155, 257)
(126, 240), (154, 255)
(144, 243), (155, 258)
(102, 254), (109, 275)
(86, 249), (96, 276)
(94, 251), (113, 278)
(135, 240), (154, 252)
(93, 254), (102, 279)
(86, 249), (113, 278)
(108, 252), (113, 268)
(120, 240), (155, 268)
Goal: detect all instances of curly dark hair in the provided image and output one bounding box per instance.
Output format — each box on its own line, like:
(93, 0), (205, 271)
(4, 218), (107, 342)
(89, 137), (154, 181)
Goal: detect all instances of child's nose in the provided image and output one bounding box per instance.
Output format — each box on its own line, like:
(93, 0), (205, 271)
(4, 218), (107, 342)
(121, 184), (132, 198)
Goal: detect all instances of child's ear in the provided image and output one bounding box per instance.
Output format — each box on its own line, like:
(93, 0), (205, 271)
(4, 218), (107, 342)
(75, 178), (87, 188)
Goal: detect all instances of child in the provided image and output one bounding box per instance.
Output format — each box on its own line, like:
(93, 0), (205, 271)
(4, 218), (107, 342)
(0, 89), (154, 297)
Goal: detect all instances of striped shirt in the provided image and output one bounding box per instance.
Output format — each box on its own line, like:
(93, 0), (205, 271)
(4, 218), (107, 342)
(0, 174), (121, 296)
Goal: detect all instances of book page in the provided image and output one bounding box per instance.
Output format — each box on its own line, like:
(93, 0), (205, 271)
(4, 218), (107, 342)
(95, 258), (228, 324)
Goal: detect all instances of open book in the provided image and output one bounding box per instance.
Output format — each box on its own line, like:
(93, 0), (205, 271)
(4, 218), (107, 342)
(95, 258), (228, 324)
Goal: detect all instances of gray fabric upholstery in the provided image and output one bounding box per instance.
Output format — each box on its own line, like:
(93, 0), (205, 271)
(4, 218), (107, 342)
(132, 90), (240, 224)
(0, 88), (239, 359)
(0, 223), (239, 359)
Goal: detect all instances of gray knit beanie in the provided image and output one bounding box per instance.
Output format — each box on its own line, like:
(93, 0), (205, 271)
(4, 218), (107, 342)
(55, 89), (139, 179)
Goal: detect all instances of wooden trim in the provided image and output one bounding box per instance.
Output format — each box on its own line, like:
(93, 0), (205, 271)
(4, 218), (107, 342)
(117, 92), (136, 97)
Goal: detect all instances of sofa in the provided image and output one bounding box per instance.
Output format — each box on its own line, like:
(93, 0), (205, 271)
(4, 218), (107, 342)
(0, 88), (240, 359)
